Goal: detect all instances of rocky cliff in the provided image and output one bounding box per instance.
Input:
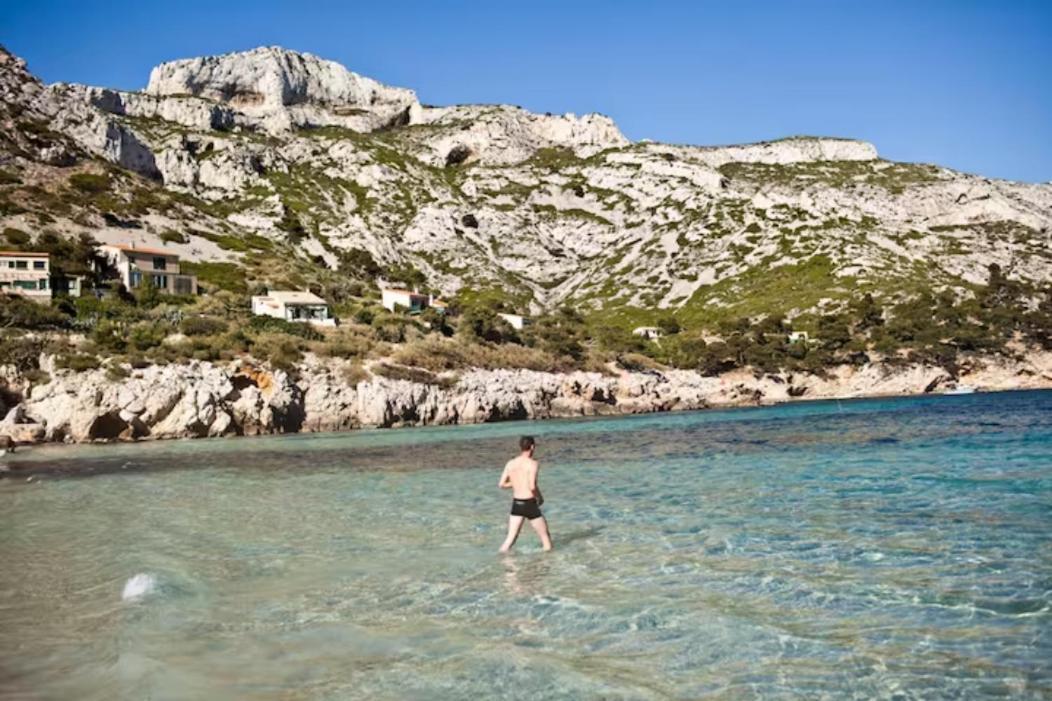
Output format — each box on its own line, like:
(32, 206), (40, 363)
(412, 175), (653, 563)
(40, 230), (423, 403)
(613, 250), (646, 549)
(2, 352), (1050, 446)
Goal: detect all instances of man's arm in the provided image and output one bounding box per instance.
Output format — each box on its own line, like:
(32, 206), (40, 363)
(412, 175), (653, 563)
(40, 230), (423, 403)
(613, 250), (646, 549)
(530, 461), (543, 504)
(498, 463), (512, 489)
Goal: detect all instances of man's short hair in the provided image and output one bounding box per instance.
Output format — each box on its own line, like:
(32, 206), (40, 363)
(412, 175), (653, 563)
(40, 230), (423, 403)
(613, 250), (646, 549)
(519, 435), (536, 452)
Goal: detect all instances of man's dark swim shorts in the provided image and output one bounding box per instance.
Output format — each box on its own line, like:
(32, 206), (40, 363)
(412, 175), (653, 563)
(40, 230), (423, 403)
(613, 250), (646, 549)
(511, 498), (542, 520)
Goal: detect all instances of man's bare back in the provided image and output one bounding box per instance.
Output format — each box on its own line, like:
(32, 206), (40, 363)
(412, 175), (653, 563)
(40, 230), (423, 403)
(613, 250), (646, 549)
(498, 436), (553, 552)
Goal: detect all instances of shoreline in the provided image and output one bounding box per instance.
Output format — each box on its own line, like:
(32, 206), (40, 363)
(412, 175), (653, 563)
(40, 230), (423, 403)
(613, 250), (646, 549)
(2, 349), (1050, 459)
(2, 386), (1050, 479)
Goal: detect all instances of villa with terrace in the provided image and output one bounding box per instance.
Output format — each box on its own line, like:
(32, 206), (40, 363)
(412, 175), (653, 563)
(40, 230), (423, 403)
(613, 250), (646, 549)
(98, 243), (198, 295)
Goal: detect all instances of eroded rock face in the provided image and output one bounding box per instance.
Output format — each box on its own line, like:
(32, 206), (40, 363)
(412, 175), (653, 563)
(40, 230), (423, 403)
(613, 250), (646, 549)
(418, 105), (630, 166)
(145, 46), (421, 133)
(5, 350), (1050, 445)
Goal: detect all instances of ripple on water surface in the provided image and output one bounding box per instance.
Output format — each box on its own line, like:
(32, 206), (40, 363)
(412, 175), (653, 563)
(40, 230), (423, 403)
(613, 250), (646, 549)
(1, 391), (1050, 699)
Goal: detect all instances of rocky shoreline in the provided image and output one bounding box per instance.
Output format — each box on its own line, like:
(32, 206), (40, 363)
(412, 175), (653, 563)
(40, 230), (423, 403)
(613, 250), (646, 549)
(2, 350), (1050, 448)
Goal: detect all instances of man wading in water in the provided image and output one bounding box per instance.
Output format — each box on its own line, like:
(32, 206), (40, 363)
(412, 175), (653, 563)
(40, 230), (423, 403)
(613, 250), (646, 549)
(498, 436), (553, 552)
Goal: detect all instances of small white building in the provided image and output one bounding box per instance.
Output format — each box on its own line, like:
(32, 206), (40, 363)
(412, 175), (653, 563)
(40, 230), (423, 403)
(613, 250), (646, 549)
(380, 287), (447, 314)
(632, 326), (663, 341)
(788, 331), (810, 344)
(252, 291), (335, 326)
(497, 312), (530, 330)
(0, 251), (51, 302)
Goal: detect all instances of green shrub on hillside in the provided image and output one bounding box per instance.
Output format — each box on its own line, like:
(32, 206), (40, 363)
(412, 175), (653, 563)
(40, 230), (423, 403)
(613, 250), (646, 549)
(247, 315), (323, 341)
(180, 316), (228, 337)
(3, 227), (30, 246)
(457, 305), (518, 344)
(68, 173), (110, 194)
(55, 353), (101, 372)
(0, 296), (69, 330)
(249, 332), (303, 371)
(373, 362), (458, 388)
(180, 261), (248, 294)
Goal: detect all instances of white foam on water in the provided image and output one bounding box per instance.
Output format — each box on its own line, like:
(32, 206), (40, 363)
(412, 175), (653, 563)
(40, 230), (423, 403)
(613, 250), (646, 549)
(121, 573), (157, 601)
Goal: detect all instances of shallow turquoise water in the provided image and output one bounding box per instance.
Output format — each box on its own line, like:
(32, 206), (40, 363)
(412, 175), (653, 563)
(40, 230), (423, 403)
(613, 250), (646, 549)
(1, 392), (1050, 700)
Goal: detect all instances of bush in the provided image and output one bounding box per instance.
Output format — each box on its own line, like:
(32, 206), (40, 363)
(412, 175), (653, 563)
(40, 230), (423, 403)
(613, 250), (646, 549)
(91, 320), (128, 353)
(0, 169), (22, 186)
(373, 362), (458, 388)
(338, 248), (381, 278)
(188, 290), (250, 319)
(0, 335), (50, 372)
(68, 172), (110, 194)
(3, 227), (30, 246)
(180, 316), (228, 336)
(24, 368), (51, 385)
(55, 353), (101, 372)
(393, 336), (567, 373)
(250, 332), (303, 371)
(248, 315), (323, 341)
(617, 353), (663, 372)
(0, 296), (70, 330)
(393, 337), (469, 371)
(524, 309), (585, 361)
(316, 328), (375, 359)
(594, 326), (646, 354)
(127, 322), (168, 351)
(160, 230), (188, 245)
(342, 361), (370, 386)
(658, 333), (708, 369)
(458, 305), (518, 344)
(274, 200), (308, 243)
(370, 313), (411, 343)
(105, 365), (130, 382)
(445, 145), (472, 167)
(180, 261), (248, 294)
(656, 314), (681, 336)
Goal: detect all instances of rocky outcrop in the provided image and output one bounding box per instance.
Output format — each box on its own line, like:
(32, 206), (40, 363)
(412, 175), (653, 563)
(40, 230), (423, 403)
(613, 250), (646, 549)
(145, 46), (421, 133)
(417, 105), (629, 166)
(2, 351), (1050, 446)
(51, 83), (237, 132)
(670, 136), (879, 168)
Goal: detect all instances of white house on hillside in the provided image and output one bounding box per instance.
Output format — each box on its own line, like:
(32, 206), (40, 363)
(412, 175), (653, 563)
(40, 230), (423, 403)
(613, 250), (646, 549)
(380, 286), (447, 314)
(251, 291), (335, 326)
(498, 312), (530, 330)
(788, 331), (810, 344)
(0, 251), (51, 302)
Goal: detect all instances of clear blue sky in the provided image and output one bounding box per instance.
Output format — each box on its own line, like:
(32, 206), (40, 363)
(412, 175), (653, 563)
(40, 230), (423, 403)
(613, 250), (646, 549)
(3, 0), (1050, 182)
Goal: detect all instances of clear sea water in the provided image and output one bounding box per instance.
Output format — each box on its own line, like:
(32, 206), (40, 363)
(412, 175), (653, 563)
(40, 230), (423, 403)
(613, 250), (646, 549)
(1, 391), (1050, 700)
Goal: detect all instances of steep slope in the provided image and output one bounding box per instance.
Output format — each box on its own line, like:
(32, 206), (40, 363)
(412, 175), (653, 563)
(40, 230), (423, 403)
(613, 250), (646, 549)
(1, 44), (1049, 332)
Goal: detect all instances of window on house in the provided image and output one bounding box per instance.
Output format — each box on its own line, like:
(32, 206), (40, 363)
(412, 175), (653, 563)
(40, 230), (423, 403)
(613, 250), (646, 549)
(33, 261), (46, 269)
(174, 277), (193, 295)
(153, 257), (168, 270)
(130, 271), (143, 288)
(151, 274), (168, 289)
(38, 279), (48, 290)
(14, 260), (27, 269)
(14, 280), (36, 289)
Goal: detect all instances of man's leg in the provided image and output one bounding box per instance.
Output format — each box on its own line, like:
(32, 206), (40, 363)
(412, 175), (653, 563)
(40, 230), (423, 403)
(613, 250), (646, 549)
(500, 515), (525, 552)
(529, 516), (553, 551)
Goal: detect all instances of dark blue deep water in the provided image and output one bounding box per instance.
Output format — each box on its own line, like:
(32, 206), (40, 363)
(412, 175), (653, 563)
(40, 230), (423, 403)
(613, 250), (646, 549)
(1, 391), (1050, 699)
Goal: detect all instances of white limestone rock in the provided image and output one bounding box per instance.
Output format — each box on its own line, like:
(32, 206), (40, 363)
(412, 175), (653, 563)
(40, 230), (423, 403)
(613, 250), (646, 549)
(145, 46), (420, 134)
(415, 105), (629, 166)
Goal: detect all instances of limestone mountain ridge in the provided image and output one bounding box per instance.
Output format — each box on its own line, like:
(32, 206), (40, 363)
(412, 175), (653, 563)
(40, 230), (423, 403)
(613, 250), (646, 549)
(1, 44), (1049, 328)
